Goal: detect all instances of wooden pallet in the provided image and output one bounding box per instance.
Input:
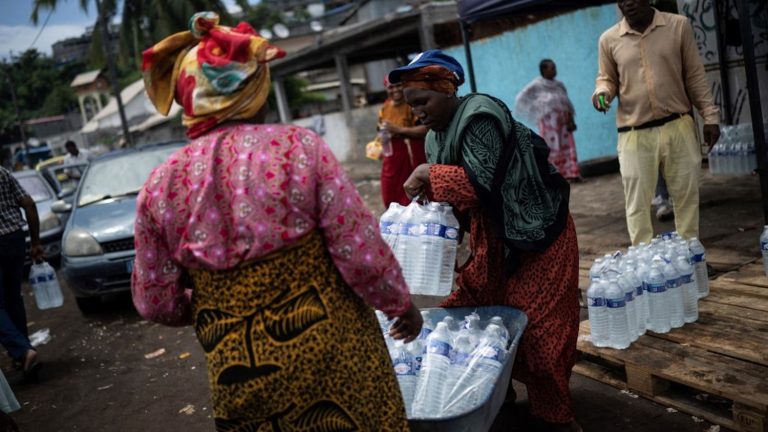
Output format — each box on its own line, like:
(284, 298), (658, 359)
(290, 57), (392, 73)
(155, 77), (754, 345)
(575, 266), (768, 432)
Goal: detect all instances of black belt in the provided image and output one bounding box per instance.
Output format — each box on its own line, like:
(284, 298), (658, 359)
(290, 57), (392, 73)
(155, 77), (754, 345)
(617, 113), (689, 133)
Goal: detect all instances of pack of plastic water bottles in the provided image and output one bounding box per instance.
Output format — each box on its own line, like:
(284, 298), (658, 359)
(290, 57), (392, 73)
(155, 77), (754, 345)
(586, 232), (708, 350)
(377, 309), (512, 419)
(379, 200), (461, 296)
(708, 123), (764, 176)
(28, 261), (64, 310)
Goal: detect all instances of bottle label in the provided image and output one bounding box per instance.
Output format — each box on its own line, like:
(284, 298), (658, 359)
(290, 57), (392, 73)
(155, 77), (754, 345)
(393, 358), (416, 376)
(418, 327), (432, 340)
(762, 241), (768, 252)
(624, 291), (634, 302)
(606, 298), (626, 308)
(646, 283), (666, 293)
(380, 221), (400, 235)
(413, 355), (423, 372)
(679, 274), (693, 284)
(691, 253), (705, 263)
(426, 340), (451, 357)
(424, 223), (446, 238)
(445, 227), (459, 241)
(587, 296), (605, 307)
(666, 279), (679, 289)
(635, 285), (643, 296)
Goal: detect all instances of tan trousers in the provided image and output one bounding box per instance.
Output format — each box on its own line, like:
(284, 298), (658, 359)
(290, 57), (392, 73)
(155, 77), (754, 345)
(617, 115), (701, 245)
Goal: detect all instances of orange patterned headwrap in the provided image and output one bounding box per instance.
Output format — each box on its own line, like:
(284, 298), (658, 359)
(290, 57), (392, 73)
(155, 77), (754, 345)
(399, 65), (459, 94)
(142, 12), (285, 139)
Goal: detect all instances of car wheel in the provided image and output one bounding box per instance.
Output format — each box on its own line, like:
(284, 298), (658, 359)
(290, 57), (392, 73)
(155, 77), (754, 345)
(75, 297), (101, 315)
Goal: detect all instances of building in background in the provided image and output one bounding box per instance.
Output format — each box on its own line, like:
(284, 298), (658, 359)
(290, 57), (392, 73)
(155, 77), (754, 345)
(52, 24), (120, 66)
(70, 69), (110, 125)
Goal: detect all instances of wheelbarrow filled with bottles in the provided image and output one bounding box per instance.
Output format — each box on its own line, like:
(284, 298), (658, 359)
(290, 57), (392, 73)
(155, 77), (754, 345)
(377, 306), (528, 432)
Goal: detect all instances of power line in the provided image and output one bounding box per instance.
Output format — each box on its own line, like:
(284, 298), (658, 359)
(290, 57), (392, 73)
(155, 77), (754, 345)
(27, 8), (55, 52)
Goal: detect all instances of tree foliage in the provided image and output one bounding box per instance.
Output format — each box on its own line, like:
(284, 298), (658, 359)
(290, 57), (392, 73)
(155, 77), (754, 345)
(0, 50), (81, 144)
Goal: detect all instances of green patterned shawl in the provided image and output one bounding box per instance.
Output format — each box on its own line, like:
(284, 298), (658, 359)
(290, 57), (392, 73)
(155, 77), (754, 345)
(426, 93), (569, 273)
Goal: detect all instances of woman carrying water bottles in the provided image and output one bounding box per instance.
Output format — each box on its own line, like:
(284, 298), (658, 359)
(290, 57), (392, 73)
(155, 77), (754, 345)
(397, 50), (581, 432)
(134, 12), (422, 431)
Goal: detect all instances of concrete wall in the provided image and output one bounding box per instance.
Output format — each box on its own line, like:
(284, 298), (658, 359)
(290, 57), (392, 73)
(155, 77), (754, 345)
(293, 103), (382, 162)
(443, 4), (621, 162)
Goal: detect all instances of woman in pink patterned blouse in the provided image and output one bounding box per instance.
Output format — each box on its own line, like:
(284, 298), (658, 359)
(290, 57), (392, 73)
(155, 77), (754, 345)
(133, 12), (421, 431)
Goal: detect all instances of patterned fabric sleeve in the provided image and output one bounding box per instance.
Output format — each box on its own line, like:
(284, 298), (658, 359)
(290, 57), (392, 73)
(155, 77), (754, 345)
(131, 186), (192, 326)
(313, 135), (412, 318)
(429, 164), (479, 213)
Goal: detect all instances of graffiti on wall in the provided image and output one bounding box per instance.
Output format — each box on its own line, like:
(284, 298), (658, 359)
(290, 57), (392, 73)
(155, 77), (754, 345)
(678, 0), (768, 124)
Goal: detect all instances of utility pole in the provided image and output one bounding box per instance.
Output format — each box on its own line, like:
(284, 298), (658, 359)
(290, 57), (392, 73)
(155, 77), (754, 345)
(96, 0), (132, 146)
(2, 58), (29, 167)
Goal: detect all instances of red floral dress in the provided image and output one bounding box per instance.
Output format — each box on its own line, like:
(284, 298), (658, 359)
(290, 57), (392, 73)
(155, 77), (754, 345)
(430, 164), (580, 424)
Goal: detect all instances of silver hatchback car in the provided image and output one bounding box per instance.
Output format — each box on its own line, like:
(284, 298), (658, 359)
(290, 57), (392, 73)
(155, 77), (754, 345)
(53, 142), (185, 314)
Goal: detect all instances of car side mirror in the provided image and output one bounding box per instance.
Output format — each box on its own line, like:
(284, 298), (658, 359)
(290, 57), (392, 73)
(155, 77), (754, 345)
(51, 200), (72, 214)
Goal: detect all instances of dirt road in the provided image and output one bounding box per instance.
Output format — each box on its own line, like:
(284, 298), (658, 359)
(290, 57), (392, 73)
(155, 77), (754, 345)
(7, 170), (755, 431)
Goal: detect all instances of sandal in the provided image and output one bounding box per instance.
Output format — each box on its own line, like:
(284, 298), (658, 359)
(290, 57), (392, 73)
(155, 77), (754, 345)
(22, 349), (41, 381)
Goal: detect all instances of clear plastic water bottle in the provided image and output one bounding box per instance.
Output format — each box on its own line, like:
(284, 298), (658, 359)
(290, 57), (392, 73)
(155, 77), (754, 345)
(442, 334), (473, 416)
(674, 255), (699, 323)
(461, 331), (505, 409)
(379, 128), (393, 157)
(439, 205), (460, 294)
(645, 264), (671, 333)
(762, 226), (768, 277)
(379, 202), (404, 248)
(376, 310), (396, 352)
(662, 260), (684, 328)
(709, 143), (721, 175)
(688, 237), (709, 298)
(422, 203), (444, 295)
(442, 316), (459, 335)
(488, 316), (509, 346)
(635, 260), (651, 327)
(463, 314), (483, 348)
(391, 341), (417, 417)
(42, 262), (63, 308)
(28, 263), (50, 310)
(412, 322), (453, 418)
(605, 278), (631, 349)
(473, 324), (507, 403)
(618, 274), (638, 341)
(394, 203), (420, 286)
(419, 311), (434, 342)
(746, 142), (757, 173)
(406, 339), (424, 378)
(587, 280), (609, 347)
(589, 258), (604, 281)
(622, 260), (646, 336)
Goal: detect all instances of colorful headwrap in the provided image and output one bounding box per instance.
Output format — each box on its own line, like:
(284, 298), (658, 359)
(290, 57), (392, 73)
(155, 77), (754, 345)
(399, 65), (461, 94)
(142, 12), (285, 139)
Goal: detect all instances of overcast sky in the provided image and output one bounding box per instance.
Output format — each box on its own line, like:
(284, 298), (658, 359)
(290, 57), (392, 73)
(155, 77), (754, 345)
(0, 0), (245, 60)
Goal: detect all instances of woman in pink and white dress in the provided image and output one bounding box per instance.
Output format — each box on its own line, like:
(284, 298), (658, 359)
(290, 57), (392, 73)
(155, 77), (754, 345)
(515, 59), (581, 181)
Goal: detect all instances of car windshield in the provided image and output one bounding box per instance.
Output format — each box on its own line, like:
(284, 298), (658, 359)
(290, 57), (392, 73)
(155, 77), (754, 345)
(16, 175), (52, 203)
(77, 145), (181, 207)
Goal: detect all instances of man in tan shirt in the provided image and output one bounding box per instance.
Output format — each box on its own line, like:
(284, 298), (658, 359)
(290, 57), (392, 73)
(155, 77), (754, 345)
(592, 0), (720, 244)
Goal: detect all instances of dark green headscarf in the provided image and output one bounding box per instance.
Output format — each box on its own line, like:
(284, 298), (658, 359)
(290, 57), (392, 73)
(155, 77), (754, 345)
(426, 93), (570, 274)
